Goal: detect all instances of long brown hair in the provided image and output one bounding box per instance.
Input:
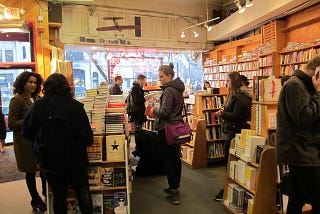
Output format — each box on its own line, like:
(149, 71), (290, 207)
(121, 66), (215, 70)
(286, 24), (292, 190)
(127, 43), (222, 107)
(224, 72), (242, 108)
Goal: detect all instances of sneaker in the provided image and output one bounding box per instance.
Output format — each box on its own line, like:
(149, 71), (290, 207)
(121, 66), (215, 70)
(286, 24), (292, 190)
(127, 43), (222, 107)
(214, 189), (224, 201)
(163, 187), (180, 195)
(166, 195), (180, 205)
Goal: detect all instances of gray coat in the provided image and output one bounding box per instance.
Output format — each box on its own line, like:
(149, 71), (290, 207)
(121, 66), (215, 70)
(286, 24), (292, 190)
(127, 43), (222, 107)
(8, 94), (38, 172)
(153, 78), (185, 131)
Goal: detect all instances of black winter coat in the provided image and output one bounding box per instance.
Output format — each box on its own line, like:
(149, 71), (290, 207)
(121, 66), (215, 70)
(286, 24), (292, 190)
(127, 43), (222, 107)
(109, 84), (123, 95)
(153, 78), (185, 131)
(0, 111), (6, 140)
(23, 95), (93, 172)
(130, 82), (147, 124)
(221, 87), (252, 141)
(277, 70), (320, 166)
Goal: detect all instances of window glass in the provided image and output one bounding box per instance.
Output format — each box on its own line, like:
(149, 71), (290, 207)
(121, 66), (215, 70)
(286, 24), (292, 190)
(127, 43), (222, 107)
(65, 45), (203, 99)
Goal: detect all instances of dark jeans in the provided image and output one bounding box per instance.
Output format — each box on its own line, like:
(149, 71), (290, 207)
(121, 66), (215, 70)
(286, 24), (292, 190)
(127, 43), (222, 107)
(43, 164), (93, 214)
(287, 165), (320, 214)
(26, 171), (46, 200)
(158, 130), (181, 189)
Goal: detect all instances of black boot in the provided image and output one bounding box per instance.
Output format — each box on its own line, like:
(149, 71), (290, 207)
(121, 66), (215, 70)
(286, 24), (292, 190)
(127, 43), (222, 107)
(31, 198), (47, 212)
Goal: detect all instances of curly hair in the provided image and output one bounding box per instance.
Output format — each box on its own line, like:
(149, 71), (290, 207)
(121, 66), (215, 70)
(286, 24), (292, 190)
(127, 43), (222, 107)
(13, 72), (43, 97)
(43, 73), (72, 97)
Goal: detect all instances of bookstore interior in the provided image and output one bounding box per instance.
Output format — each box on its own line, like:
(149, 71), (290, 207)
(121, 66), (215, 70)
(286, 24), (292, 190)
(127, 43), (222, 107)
(0, 0), (320, 213)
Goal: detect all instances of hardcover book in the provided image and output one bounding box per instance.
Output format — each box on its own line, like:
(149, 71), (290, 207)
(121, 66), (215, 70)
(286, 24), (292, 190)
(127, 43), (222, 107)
(103, 194), (114, 214)
(88, 166), (100, 188)
(66, 196), (77, 214)
(113, 192), (127, 214)
(100, 167), (114, 188)
(113, 167), (126, 187)
(87, 135), (104, 162)
(106, 135), (125, 162)
(92, 194), (103, 214)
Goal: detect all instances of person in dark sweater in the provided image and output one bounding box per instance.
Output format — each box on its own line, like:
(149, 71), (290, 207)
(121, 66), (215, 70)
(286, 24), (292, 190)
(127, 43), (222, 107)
(23, 73), (94, 214)
(109, 75), (123, 95)
(130, 74), (147, 130)
(214, 71), (252, 201)
(150, 62), (185, 205)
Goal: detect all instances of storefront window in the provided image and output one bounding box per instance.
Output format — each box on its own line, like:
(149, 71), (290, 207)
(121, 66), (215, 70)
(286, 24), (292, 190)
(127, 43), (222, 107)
(65, 45), (203, 99)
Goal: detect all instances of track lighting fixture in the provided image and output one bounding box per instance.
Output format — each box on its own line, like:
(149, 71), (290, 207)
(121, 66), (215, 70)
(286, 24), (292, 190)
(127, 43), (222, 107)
(204, 24), (212, 32)
(235, 0), (246, 14)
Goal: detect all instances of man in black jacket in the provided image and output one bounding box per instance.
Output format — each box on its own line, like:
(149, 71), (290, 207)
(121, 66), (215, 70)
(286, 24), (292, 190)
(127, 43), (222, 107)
(130, 74), (147, 130)
(109, 75), (123, 95)
(277, 55), (320, 214)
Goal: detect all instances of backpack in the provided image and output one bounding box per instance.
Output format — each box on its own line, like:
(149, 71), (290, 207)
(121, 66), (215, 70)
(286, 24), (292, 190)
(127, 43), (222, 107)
(125, 91), (137, 116)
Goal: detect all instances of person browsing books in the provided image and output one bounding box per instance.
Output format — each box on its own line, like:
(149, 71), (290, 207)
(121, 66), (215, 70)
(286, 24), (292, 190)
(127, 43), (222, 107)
(109, 75), (123, 95)
(23, 73), (94, 214)
(8, 71), (47, 211)
(214, 71), (252, 201)
(129, 74), (147, 130)
(149, 62), (185, 205)
(277, 55), (320, 213)
(203, 80), (211, 90)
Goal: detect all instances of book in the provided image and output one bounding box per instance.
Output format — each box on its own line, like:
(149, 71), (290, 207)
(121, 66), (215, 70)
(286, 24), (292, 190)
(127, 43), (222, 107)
(113, 192), (127, 214)
(66, 196), (77, 214)
(87, 135), (104, 162)
(100, 167), (114, 188)
(92, 194), (103, 214)
(88, 166), (100, 188)
(113, 167), (126, 187)
(106, 135), (125, 162)
(103, 194), (114, 214)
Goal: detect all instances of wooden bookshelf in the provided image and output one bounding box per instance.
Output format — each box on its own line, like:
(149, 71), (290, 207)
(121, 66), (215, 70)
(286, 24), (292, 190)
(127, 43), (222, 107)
(181, 119), (207, 169)
(251, 101), (278, 142)
(222, 140), (277, 214)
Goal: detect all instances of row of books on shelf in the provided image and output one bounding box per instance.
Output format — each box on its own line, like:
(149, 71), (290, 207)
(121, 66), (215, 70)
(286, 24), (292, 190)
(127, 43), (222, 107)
(281, 64), (306, 75)
(87, 135), (126, 162)
(143, 119), (156, 131)
(181, 146), (194, 163)
(224, 183), (254, 214)
(66, 191), (127, 214)
(204, 111), (223, 125)
(207, 142), (224, 158)
(280, 49), (312, 64)
(229, 159), (258, 191)
(88, 166), (126, 189)
(232, 130), (267, 163)
(206, 126), (222, 141)
(202, 96), (225, 109)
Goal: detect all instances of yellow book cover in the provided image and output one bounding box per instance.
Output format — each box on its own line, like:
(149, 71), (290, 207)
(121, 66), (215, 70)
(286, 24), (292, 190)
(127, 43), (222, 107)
(106, 135), (125, 162)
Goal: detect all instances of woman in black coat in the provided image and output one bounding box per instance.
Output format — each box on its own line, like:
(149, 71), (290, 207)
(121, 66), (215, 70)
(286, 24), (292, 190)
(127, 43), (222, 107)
(23, 73), (94, 214)
(214, 71), (252, 201)
(0, 109), (6, 153)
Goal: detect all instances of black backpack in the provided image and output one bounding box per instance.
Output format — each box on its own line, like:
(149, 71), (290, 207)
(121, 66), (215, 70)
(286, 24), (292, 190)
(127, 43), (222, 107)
(125, 91), (137, 116)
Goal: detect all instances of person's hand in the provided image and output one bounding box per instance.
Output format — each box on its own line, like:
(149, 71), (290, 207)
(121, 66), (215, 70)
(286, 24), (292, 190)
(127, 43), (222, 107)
(215, 109), (223, 116)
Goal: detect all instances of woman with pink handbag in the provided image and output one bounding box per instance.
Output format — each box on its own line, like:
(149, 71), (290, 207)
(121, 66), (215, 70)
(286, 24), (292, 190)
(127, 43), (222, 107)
(150, 62), (185, 205)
